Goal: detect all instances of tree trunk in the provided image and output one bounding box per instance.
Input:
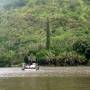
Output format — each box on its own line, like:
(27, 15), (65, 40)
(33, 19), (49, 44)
(46, 17), (50, 50)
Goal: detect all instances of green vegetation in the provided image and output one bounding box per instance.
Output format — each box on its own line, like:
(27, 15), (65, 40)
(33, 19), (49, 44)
(0, 0), (90, 67)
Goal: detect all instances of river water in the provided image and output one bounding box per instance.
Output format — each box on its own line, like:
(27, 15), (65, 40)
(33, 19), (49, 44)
(0, 76), (90, 90)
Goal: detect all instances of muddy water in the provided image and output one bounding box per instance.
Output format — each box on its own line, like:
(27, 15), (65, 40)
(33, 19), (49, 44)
(0, 76), (90, 90)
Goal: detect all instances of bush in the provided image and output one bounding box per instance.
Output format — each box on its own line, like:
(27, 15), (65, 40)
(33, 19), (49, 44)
(0, 60), (11, 67)
(55, 52), (87, 66)
(36, 49), (48, 65)
(36, 49), (88, 66)
(73, 39), (90, 63)
(28, 49), (38, 55)
(85, 47), (90, 60)
(73, 40), (88, 54)
(36, 49), (55, 65)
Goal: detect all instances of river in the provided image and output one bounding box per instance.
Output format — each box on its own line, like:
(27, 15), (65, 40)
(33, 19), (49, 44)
(0, 67), (90, 90)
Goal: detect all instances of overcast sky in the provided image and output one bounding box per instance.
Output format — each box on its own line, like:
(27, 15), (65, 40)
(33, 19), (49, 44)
(0, 0), (26, 9)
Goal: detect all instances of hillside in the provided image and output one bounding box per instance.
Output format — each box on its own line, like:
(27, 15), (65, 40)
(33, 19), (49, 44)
(0, 0), (90, 66)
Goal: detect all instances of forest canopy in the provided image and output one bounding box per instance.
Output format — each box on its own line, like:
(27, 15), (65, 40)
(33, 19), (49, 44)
(0, 0), (90, 66)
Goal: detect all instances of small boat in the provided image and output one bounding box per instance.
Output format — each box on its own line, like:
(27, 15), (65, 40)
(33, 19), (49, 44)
(22, 63), (39, 70)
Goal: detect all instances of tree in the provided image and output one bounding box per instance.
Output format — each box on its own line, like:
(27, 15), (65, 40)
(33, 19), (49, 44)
(46, 17), (50, 50)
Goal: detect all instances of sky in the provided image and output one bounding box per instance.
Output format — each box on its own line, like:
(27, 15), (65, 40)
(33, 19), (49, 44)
(0, 0), (26, 9)
(0, 0), (10, 8)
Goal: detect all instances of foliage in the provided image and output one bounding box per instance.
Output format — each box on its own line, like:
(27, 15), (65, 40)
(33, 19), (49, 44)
(73, 40), (88, 54)
(0, 0), (90, 66)
(73, 39), (90, 61)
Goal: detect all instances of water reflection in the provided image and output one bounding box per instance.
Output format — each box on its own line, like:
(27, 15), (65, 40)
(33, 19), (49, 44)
(0, 76), (90, 90)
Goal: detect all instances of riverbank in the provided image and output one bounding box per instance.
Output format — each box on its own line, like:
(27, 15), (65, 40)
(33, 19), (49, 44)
(0, 67), (90, 77)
